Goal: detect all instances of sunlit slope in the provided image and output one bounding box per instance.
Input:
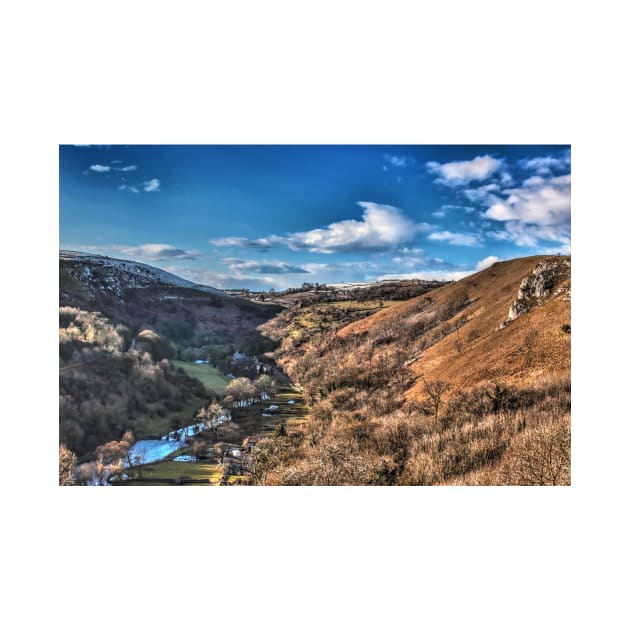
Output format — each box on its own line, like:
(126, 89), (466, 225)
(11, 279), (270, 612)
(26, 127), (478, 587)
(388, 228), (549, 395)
(339, 255), (571, 398)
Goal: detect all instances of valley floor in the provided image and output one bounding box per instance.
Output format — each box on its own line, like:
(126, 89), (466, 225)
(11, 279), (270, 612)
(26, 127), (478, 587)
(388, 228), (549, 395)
(110, 385), (307, 486)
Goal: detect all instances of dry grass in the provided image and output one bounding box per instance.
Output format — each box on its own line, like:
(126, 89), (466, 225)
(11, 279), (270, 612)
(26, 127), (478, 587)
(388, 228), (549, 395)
(340, 256), (570, 399)
(254, 256), (571, 485)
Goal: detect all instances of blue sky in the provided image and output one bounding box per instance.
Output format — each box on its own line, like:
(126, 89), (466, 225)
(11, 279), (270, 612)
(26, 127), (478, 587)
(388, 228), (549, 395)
(60, 145), (570, 290)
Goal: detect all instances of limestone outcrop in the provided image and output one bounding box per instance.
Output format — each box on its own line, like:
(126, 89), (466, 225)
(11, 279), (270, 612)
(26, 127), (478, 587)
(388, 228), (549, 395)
(500, 259), (570, 328)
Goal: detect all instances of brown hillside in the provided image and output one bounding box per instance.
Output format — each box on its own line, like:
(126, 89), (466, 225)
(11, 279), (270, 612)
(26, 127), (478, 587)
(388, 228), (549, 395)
(339, 255), (571, 400)
(255, 255), (571, 485)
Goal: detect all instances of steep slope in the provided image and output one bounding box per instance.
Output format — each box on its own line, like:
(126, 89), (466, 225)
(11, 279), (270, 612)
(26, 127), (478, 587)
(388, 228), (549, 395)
(59, 251), (283, 457)
(60, 250), (226, 297)
(60, 250), (281, 352)
(340, 255), (571, 397)
(254, 255), (571, 485)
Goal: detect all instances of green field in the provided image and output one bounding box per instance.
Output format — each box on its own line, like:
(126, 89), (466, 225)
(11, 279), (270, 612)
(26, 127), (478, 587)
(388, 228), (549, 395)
(171, 360), (230, 395)
(127, 384), (307, 485)
(133, 460), (223, 483)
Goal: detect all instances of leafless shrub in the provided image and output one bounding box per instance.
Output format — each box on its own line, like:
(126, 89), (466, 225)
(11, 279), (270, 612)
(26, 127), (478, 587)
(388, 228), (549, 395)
(498, 417), (570, 485)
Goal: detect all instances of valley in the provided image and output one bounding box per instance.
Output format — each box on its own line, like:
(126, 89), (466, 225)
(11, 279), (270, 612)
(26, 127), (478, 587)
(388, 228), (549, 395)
(59, 251), (571, 486)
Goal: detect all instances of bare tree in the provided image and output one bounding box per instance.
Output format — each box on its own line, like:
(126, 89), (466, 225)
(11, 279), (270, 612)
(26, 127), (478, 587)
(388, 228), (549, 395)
(59, 444), (77, 486)
(421, 376), (450, 422)
(501, 419), (571, 485)
(254, 374), (276, 398)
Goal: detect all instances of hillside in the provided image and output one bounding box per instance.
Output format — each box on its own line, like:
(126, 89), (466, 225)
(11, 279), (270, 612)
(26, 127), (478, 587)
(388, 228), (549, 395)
(253, 255), (571, 485)
(60, 251), (280, 354)
(60, 250), (226, 296)
(340, 255), (571, 395)
(59, 251), (283, 457)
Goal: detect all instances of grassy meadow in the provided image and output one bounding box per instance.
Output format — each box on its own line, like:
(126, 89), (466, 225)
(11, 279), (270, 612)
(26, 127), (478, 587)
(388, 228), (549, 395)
(171, 359), (231, 396)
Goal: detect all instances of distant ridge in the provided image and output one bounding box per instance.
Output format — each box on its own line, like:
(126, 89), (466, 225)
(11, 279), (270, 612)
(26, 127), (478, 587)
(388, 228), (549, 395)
(59, 250), (225, 296)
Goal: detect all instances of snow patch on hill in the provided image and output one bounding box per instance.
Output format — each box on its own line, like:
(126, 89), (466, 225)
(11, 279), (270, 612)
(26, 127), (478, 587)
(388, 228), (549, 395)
(60, 250), (225, 297)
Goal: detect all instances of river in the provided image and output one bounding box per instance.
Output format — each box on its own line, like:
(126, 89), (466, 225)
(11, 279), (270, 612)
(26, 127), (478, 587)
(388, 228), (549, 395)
(126, 414), (231, 465)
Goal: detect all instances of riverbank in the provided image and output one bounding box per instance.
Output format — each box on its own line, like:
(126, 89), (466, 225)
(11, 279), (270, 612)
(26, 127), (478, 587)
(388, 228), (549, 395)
(113, 385), (307, 486)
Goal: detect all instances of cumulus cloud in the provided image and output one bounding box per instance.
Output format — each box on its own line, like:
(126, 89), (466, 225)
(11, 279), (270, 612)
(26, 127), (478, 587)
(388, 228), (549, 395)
(462, 183), (501, 204)
(428, 230), (483, 247)
(223, 258), (309, 274)
(426, 155), (503, 186)
(211, 202), (430, 254)
(285, 202), (429, 253)
(488, 222), (571, 248)
(116, 164), (137, 172)
(484, 174), (570, 226)
(462, 171), (572, 248)
(143, 178), (160, 192)
(89, 164), (111, 173)
(476, 255), (501, 271)
(518, 150), (570, 175)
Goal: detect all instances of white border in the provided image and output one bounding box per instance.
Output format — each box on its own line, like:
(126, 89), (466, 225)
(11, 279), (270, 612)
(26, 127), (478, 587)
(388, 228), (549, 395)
(4, 1), (625, 628)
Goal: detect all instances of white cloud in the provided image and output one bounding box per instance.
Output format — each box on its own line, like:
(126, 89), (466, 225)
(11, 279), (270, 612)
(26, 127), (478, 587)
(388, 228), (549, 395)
(118, 184), (139, 193)
(462, 183), (501, 204)
(209, 236), (279, 251)
(500, 171), (514, 186)
(89, 164), (111, 173)
(113, 243), (199, 261)
(522, 175), (546, 188)
(285, 202), (428, 253)
(474, 172), (571, 248)
(426, 155), (503, 186)
(488, 222), (571, 248)
(476, 255), (501, 271)
(211, 202), (430, 254)
(485, 174), (570, 226)
(428, 230), (483, 247)
(143, 178), (160, 192)
(223, 258), (309, 274)
(518, 151), (570, 175)
(65, 243), (202, 263)
(384, 154), (413, 168)
(116, 164), (137, 172)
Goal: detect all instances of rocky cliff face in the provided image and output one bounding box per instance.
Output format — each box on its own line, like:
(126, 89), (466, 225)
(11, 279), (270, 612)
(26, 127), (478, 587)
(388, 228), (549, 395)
(502, 259), (571, 327)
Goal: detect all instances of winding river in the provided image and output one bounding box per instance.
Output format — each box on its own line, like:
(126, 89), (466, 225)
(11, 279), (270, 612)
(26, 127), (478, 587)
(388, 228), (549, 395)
(126, 414), (231, 465)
